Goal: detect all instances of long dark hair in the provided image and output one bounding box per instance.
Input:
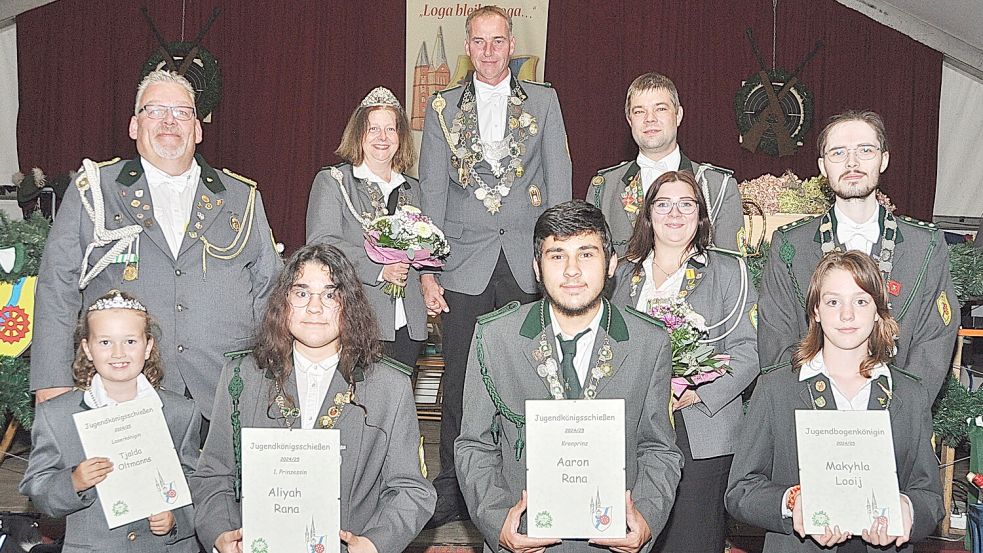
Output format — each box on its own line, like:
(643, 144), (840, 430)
(792, 251), (899, 377)
(623, 170), (711, 263)
(253, 244), (382, 395)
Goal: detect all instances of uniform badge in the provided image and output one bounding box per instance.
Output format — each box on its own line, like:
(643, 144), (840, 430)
(937, 291), (952, 326)
(591, 175), (604, 187)
(123, 263), (139, 281)
(814, 396), (827, 408)
(815, 380), (826, 393)
(887, 280), (902, 296)
(528, 185), (542, 207)
(230, 215), (242, 232)
(748, 304), (758, 329)
(130, 199), (141, 208)
(134, 189), (144, 198)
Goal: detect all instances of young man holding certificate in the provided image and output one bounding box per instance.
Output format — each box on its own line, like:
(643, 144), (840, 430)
(726, 251), (943, 552)
(455, 200), (683, 553)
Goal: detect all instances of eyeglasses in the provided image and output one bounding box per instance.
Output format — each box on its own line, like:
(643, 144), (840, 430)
(288, 286), (338, 309)
(139, 104), (197, 121)
(651, 199), (698, 215)
(823, 144), (881, 164)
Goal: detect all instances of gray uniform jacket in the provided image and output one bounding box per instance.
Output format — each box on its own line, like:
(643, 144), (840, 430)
(610, 250), (759, 458)
(306, 163), (427, 341)
(20, 389), (201, 553)
(726, 366), (944, 552)
(31, 156), (283, 415)
(191, 354), (436, 553)
(586, 154), (744, 255)
(419, 76), (572, 295)
(455, 300), (683, 552)
(757, 207), (958, 398)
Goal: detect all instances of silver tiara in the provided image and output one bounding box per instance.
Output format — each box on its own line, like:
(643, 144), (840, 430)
(88, 292), (147, 312)
(360, 87), (402, 109)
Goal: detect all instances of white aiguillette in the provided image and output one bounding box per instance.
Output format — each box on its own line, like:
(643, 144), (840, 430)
(795, 410), (903, 535)
(241, 428), (340, 553)
(73, 395), (191, 529)
(525, 399), (626, 539)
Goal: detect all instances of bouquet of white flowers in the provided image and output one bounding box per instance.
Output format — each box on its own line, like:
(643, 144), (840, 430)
(647, 297), (730, 397)
(363, 206), (450, 298)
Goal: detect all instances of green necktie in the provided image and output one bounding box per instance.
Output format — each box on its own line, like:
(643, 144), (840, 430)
(558, 329), (590, 399)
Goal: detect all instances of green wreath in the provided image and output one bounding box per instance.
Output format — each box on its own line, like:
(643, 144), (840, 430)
(734, 68), (814, 157)
(141, 42), (223, 120)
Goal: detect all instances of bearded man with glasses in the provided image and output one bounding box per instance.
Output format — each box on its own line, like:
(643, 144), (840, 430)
(757, 110), (957, 399)
(32, 70), (283, 433)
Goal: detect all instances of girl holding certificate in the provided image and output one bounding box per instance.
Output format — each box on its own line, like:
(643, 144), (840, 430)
(610, 171), (758, 553)
(726, 251), (944, 552)
(20, 290), (201, 553)
(192, 243), (436, 553)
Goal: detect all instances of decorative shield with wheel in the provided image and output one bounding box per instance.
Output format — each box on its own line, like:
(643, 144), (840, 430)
(0, 276), (36, 357)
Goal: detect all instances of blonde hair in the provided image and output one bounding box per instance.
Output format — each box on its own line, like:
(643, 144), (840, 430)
(465, 5), (513, 37)
(72, 290), (165, 389)
(792, 251), (899, 378)
(335, 105), (416, 173)
(134, 70), (196, 115)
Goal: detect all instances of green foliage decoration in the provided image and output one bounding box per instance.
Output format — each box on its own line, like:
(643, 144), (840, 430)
(0, 356), (32, 429)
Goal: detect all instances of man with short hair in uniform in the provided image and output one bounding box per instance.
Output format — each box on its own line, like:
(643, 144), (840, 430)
(587, 72), (744, 255)
(31, 70), (282, 423)
(456, 200), (682, 553)
(757, 110), (957, 398)
(419, 4), (572, 528)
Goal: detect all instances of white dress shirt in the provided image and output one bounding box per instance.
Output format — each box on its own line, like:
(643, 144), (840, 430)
(637, 145), (681, 193)
(292, 347), (340, 430)
(353, 163), (408, 331)
(550, 303), (604, 387)
(473, 72), (512, 144)
(834, 204), (880, 254)
(83, 373), (160, 409)
(142, 158), (200, 258)
(635, 250), (693, 312)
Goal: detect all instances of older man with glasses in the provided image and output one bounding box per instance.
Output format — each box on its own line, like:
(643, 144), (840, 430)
(757, 110), (957, 399)
(31, 70), (282, 429)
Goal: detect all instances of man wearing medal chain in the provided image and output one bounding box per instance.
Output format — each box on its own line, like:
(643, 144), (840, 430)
(419, 4), (572, 527)
(455, 200), (681, 553)
(31, 71), (282, 423)
(587, 72), (745, 255)
(757, 110), (957, 398)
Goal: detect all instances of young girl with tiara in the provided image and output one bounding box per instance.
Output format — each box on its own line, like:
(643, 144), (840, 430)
(20, 290), (201, 553)
(726, 251), (944, 552)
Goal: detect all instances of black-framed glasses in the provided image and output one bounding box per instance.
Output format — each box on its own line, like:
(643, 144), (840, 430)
(139, 104), (197, 121)
(823, 144), (881, 163)
(288, 286), (338, 309)
(651, 199), (698, 215)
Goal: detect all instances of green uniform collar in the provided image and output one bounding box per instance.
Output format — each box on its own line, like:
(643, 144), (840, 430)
(116, 154), (226, 194)
(519, 299), (629, 342)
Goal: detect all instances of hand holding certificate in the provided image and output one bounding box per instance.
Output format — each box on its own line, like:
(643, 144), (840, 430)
(795, 410), (906, 538)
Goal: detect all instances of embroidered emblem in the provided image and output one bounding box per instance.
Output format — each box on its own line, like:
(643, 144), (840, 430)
(887, 279), (902, 296)
(937, 291), (952, 326)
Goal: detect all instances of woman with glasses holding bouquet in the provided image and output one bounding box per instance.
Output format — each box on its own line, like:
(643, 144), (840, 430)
(609, 171), (759, 553)
(306, 87), (428, 370)
(192, 243), (436, 553)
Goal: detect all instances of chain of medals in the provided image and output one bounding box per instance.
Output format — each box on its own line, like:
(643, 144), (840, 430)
(272, 381), (354, 429)
(818, 207), (897, 282)
(432, 84), (537, 214)
(531, 299), (615, 400)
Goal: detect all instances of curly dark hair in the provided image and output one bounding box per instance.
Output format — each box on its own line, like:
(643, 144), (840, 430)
(253, 243), (383, 399)
(72, 290), (164, 389)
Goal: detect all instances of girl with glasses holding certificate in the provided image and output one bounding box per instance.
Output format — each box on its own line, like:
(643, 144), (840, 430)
(192, 244), (435, 553)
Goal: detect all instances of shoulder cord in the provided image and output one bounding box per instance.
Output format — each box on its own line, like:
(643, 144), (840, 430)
(699, 256), (750, 344)
(329, 167), (371, 229)
(694, 164), (723, 224)
(229, 359), (244, 501)
(475, 322), (526, 461)
(76, 158), (143, 290)
(197, 185), (256, 279)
